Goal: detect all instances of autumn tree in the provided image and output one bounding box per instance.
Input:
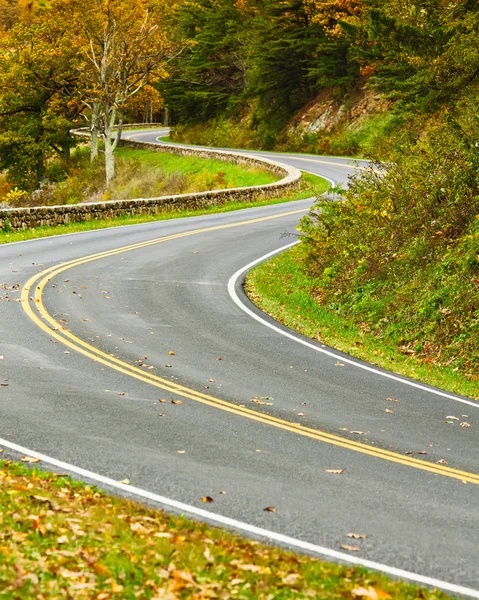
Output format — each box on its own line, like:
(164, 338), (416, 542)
(74, 0), (181, 184)
(0, 1), (82, 189)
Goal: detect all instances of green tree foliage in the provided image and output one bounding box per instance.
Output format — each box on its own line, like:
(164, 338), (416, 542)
(161, 0), (359, 135)
(159, 0), (248, 124)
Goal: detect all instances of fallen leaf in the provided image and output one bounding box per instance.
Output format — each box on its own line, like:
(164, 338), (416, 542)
(347, 533), (368, 539)
(387, 397), (399, 403)
(437, 459), (448, 465)
(340, 544), (360, 552)
(325, 469), (344, 474)
(110, 580), (123, 593)
(93, 563), (111, 576)
(263, 506), (277, 512)
(352, 586), (391, 599)
(384, 409), (393, 413)
(171, 399), (183, 405)
(234, 563), (271, 574)
(219, 490), (227, 494)
(168, 351), (175, 355)
(460, 422), (471, 428)
(416, 451), (427, 455)
(117, 392), (128, 396)
(201, 496), (214, 503)
(297, 412), (305, 416)
(446, 416), (459, 420)
(404, 451), (412, 455)
(336, 361), (345, 367)
(57, 535), (69, 544)
(130, 522), (149, 534)
(21, 456), (40, 463)
(120, 478), (130, 485)
(203, 546), (214, 564)
(350, 431), (367, 435)
(282, 573), (302, 585)
(165, 364), (173, 368)
(177, 450), (185, 454)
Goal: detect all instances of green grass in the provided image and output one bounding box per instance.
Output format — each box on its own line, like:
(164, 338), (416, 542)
(0, 172), (327, 245)
(246, 244), (479, 400)
(158, 136), (171, 142)
(3, 146), (279, 209)
(0, 459), (450, 599)
(115, 147), (278, 190)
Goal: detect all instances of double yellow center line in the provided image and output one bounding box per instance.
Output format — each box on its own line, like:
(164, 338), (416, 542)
(21, 209), (479, 485)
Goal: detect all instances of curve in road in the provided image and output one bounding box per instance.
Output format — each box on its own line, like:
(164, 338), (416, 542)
(1, 128), (478, 596)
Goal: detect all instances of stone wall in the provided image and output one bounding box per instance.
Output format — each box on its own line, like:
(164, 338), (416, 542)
(0, 129), (301, 232)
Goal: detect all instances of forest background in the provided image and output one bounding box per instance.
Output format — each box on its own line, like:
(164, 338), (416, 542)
(0, 0), (478, 388)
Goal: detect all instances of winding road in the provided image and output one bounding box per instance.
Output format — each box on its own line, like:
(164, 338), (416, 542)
(1, 129), (478, 596)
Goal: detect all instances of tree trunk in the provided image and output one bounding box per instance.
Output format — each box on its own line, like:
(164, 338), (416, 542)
(90, 103), (100, 162)
(163, 106), (169, 127)
(104, 133), (115, 186)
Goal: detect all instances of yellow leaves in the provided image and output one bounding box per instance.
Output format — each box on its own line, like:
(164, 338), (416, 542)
(20, 456), (40, 463)
(230, 560), (271, 574)
(19, 0), (51, 16)
(130, 521), (150, 535)
(352, 586), (391, 599)
(325, 469), (344, 474)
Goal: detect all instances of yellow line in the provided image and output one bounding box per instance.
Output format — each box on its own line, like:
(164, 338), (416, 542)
(21, 211), (479, 485)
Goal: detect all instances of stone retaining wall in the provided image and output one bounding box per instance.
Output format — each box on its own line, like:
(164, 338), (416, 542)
(0, 128), (301, 232)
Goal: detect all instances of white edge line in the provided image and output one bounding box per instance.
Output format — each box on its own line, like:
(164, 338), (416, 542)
(227, 243), (479, 409)
(1, 437), (478, 598)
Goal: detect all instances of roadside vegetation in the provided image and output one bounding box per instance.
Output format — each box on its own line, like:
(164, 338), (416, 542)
(0, 172), (327, 244)
(0, 459), (449, 599)
(0, 147), (278, 208)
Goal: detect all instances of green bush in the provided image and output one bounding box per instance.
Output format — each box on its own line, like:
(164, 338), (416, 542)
(300, 96), (479, 376)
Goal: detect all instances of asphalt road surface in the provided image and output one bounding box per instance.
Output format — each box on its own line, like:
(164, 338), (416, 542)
(1, 129), (478, 595)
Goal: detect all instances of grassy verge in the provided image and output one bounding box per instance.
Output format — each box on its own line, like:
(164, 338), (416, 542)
(2, 147), (279, 209)
(0, 172), (327, 245)
(246, 245), (479, 400)
(0, 459), (449, 599)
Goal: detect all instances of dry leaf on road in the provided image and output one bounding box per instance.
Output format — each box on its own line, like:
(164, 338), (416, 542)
(201, 496), (214, 503)
(325, 469), (344, 475)
(263, 506), (277, 512)
(21, 456), (40, 463)
(340, 544), (360, 552)
(347, 533), (368, 539)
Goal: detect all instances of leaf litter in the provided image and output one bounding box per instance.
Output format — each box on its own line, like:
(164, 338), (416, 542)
(0, 460), (451, 599)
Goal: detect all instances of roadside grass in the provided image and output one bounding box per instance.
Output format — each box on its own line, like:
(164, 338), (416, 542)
(0, 172), (327, 245)
(0, 459), (449, 599)
(114, 147), (279, 193)
(3, 147), (279, 209)
(246, 245), (479, 400)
